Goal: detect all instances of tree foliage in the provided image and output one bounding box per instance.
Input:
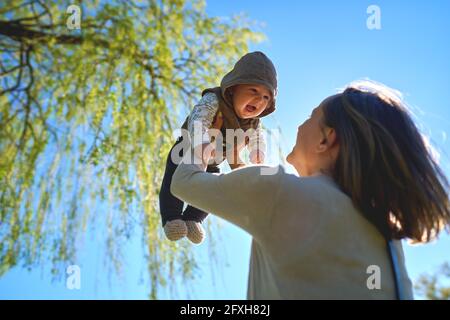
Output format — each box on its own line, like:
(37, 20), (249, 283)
(0, 0), (263, 298)
(414, 262), (450, 300)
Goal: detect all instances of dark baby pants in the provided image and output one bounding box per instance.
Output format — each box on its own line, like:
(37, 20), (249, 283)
(159, 136), (220, 226)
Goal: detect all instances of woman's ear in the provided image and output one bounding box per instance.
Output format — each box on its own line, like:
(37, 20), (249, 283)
(317, 128), (337, 153)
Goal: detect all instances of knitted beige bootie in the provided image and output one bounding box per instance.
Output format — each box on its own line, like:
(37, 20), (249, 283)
(185, 220), (205, 244)
(164, 219), (187, 241)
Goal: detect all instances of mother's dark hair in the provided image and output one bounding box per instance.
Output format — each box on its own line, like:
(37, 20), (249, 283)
(321, 80), (449, 243)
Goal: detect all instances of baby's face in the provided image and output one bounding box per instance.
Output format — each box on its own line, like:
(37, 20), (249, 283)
(231, 84), (272, 119)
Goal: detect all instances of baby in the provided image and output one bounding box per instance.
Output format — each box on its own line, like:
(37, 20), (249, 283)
(159, 51), (278, 243)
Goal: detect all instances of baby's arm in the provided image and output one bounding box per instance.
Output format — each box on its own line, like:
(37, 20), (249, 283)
(247, 123), (267, 164)
(187, 93), (219, 162)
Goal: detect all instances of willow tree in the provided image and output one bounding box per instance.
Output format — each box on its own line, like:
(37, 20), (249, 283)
(0, 0), (263, 298)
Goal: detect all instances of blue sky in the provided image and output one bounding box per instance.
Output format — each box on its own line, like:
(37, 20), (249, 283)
(1, 0), (449, 299)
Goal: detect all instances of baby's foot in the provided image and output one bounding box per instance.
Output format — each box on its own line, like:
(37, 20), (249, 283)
(164, 219), (187, 241)
(185, 221), (205, 244)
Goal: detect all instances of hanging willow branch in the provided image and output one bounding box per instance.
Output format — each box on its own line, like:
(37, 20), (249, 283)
(0, 0), (264, 298)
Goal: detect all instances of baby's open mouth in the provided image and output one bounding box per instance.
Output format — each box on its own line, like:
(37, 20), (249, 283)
(245, 105), (256, 113)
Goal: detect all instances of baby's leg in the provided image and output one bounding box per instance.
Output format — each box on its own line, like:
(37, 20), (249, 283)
(159, 137), (187, 240)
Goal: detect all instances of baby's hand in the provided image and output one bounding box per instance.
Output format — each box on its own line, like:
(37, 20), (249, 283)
(249, 150), (265, 164)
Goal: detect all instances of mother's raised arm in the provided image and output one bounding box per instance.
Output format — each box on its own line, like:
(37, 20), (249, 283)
(171, 158), (284, 237)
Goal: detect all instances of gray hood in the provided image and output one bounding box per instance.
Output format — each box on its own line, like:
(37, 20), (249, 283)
(220, 51), (277, 118)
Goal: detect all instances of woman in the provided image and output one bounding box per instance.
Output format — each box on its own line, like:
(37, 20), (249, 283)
(171, 80), (450, 299)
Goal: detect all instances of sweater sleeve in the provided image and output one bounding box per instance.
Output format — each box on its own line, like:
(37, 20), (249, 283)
(187, 92), (220, 149)
(171, 157), (284, 237)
